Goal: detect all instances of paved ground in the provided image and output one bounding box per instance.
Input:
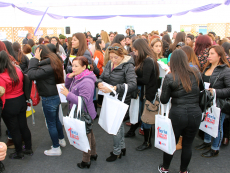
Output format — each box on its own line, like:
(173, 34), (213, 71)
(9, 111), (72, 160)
(0, 102), (229, 173)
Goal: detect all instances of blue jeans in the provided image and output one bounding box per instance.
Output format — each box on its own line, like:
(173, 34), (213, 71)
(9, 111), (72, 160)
(138, 85), (152, 129)
(204, 112), (226, 150)
(93, 88), (97, 101)
(42, 95), (64, 148)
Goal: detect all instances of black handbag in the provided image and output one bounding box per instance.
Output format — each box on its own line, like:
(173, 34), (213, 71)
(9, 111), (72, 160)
(67, 97), (93, 134)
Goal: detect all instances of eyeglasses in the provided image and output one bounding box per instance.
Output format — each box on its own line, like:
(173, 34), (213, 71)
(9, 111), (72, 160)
(108, 46), (122, 51)
(110, 56), (119, 59)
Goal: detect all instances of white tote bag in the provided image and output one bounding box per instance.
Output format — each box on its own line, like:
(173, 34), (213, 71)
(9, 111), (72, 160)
(63, 97), (90, 153)
(155, 102), (176, 155)
(199, 90), (220, 138)
(98, 84), (129, 135)
(129, 96), (139, 124)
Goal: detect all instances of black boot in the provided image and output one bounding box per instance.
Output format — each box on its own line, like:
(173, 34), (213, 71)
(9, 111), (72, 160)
(136, 128), (152, 151)
(90, 154), (98, 161)
(201, 149), (219, 158)
(195, 142), (211, 150)
(0, 161), (5, 173)
(106, 153), (122, 162)
(23, 149), (34, 156)
(9, 151), (24, 159)
(77, 161), (91, 169)
(110, 148), (126, 156)
(125, 123), (139, 138)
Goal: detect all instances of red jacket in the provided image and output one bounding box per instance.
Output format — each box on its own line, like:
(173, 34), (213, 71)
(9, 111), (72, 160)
(93, 50), (104, 75)
(0, 67), (24, 109)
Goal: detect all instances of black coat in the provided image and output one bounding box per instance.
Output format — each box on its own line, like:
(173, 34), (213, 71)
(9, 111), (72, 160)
(136, 57), (158, 101)
(96, 56), (137, 104)
(203, 64), (230, 99)
(14, 52), (29, 73)
(160, 69), (202, 107)
(27, 58), (58, 97)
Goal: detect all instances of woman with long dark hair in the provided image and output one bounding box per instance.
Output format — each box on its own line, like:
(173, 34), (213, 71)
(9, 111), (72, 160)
(162, 34), (172, 45)
(158, 49), (202, 173)
(125, 39), (159, 151)
(194, 35), (212, 70)
(0, 50), (32, 159)
(12, 42), (29, 72)
(50, 36), (66, 57)
(27, 45), (66, 156)
(195, 45), (230, 158)
(169, 32), (186, 52)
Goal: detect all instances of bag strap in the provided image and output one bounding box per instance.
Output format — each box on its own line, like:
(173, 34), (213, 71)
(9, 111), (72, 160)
(69, 104), (77, 119)
(211, 71), (222, 88)
(121, 84), (128, 103)
(80, 96), (90, 114)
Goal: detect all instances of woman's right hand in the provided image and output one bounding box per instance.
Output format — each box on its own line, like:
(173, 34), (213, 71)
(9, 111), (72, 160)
(98, 83), (103, 90)
(68, 72), (76, 78)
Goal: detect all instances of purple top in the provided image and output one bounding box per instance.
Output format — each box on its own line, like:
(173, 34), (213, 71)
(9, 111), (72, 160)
(65, 71), (97, 120)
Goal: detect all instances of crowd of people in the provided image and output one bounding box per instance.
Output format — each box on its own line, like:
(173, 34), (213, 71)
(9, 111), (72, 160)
(0, 28), (230, 173)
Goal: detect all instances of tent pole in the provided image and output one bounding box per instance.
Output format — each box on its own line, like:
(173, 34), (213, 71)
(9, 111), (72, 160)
(34, 7), (49, 36)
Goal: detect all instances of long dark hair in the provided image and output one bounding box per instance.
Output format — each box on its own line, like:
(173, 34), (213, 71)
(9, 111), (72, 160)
(3, 41), (16, 59)
(36, 45), (64, 84)
(170, 49), (199, 92)
(50, 37), (60, 53)
(222, 42), (230, 57)
(46, 43), (63, 63)
(111, 34), (125, 45)
(95, 39), (103, 53)
(12, 42), (24, 64)
(0, 50), (19, 87)
(162, 34), (172, 45)
(169, 32), (186, 52)
(71, 33), (88, 56)
(194, 35), (212, 56)
(133, 38), (159, 78)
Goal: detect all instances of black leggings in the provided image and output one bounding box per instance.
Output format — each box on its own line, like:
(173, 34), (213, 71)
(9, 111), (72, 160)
(163, 106), (202, 172)
(1, 94), (32, 152)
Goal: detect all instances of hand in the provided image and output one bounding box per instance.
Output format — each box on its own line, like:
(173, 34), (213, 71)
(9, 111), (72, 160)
(35, 48), (42, 60)
(60, 85), (69, 96)
(68, 72), (77, 78)
(98, 83), (103, 90)
(208, 88), (214, 95)
(0, 142), (7, 161)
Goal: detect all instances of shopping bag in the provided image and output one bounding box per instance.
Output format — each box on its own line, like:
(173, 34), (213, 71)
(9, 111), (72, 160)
(63, 97), (90, 153)
(30, 81), (40, 106)
(59, 104), (64, 125)
(199, 89), (220, 138)
(155, 101), (176, 155)
(98, 84), (129, 135)
(129, 97), (139, 124)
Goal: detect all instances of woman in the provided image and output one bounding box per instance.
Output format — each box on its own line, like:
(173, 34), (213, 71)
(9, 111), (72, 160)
(195, 45), (230, 157)
(27, 45), (66, 156)
(12, 42), (30, 72)
(169, 32), (186, 53)
(50, 36), (66, 57)
(126, 29), (130, 36)
(27, 39), (36, 55)
(0, 51), (32, 159)
(96, 43), (137, 162)
(222, 42), (230, 57)
(94, 39), (105, 76)
(66, 37), (72, 54)
(181, 46), (201, 71)
(46, 44), (64, 63)
(151, 38), (164, 60)
(125, 39), (159, 152)
(158, 49), (202, 173)
(64, 33), (99, 75)
(162, 40), (170, 59)
(22, 44), (33, 60)
(101, 31), (110, 51)
(61, 56), (97, 169)
(194, 35), (212, 70)
(3, 41), (16, 59)
(162, 34), (172, 45)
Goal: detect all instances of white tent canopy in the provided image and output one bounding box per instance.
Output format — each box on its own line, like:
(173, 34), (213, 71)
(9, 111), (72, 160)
(0, 0), (229, 36)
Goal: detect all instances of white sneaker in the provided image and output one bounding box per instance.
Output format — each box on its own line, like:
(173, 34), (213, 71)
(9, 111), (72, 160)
(44, 146), (62, 156)
(59, 139), (66, 147)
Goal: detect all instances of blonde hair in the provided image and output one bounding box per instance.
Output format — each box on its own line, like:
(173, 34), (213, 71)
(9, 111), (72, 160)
(151, 30), (159, 35)
(151, 38), (163, 59)
(207, 33), (215, 41)
(101, 31), (110, 44)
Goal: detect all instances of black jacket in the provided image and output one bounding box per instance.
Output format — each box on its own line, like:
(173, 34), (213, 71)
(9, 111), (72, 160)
(27, 58), (58, 97)
(96, 55), (137, 104)
(161, 69), (202, 107)
(136, 57), (158, 101)
(65, 49), (99, 75)
(203, 64), (230, 99)
(14, 52), (29, 73)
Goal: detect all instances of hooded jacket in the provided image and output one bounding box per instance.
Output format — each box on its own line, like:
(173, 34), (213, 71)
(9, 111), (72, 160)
(65, 70), (97, 119)
(96, 55), (137, 104)
(27, 58), (59, 97)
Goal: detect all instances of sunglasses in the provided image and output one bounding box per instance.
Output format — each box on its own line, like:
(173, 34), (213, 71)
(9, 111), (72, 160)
(108, 46), (122, 51)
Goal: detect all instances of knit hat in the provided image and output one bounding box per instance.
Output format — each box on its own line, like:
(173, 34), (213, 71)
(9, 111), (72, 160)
(0, 86), (5, 97)
(59, 34), (66, 39)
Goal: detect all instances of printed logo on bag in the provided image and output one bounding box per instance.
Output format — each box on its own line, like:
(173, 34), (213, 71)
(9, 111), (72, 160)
(204, 124), (212, 129)
(157, 127), (167, 140)
(73, 141), (80, 146)
(204, 112), (216, 124)
(68, 128), (79, 140)
(159, 141), (166, 146)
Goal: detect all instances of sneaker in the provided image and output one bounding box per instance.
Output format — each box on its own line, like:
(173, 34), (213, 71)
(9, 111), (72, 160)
(139, 129), (144, 136)
(179, 169), (190, 173)
(44, 146), (62, 156)
(158, 164), (169, 173)
(59, 139), (66, 147)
